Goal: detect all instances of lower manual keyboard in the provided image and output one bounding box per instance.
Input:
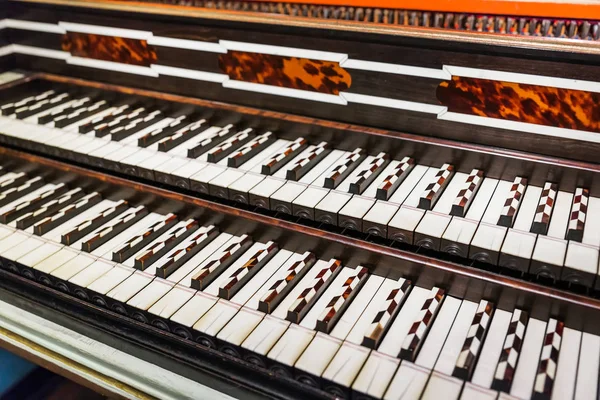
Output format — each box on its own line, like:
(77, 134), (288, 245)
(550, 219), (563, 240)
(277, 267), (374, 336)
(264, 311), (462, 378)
(0, 157), (597, 400)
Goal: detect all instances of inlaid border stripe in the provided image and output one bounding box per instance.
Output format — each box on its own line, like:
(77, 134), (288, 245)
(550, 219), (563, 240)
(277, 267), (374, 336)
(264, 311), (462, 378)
(439, 112), (600, 144)
(2, 19), (65, 34)
(67, 57), (158, 77)
(12, 45), (70, 60)
(340, 92), (447, 115)
(147, 36), (226, 53)
(444, 65), (600, 94)
(341, 59), (451, 80)
(219, 40), (347, 63)
(58, 22), (152, 41)
(224, 80), (347, 105)
(0, 45), (12, 58)
(150, 64), (229, 83)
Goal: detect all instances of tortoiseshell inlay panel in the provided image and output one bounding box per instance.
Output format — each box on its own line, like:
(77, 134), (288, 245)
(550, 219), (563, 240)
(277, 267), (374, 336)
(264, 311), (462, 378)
(218, 51), (351, 95)
(437, 76), (600, 133)
(61, 32), (157, 66)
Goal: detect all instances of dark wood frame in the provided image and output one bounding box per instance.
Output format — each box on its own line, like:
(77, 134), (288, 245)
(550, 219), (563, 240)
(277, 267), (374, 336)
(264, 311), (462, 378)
(5, 0), (600, 162)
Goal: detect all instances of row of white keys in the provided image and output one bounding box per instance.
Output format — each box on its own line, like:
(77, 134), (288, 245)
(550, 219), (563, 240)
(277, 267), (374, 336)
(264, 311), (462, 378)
(184, 248), (295, 340)
(207, 139), (292, 197)
(347, 285), (436, 397)
(90, 221), (221, 301)
(264, 150), (349, 213)
(414, 170), (472, 249)
(25, 212), (165, 287)
(226, 138), (316, 203)
(2, 98), (476, 237)
(266, 265), (368, 368)
(246, 144), (338, 208)
(294, 275), (395, 380)
(383, 295), (462, 399)
(215, 251), (316, 348)
(167, 237), (280, 327)
(310, 152), (389, 225)
(52, 218), (199, 291)
(124, 231), (242, 315)
(240, 259), (341, 359)
(361, 162), (425, 236)
(336, 157), (416, 231)
(386, 166), (440, 242)
(316, 277), (406, 390)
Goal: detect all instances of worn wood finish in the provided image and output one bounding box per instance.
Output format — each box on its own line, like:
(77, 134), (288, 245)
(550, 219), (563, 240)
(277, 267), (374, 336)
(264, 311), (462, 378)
(437, 76), (600, 133)
(61, 32), (157, 66)
(219, 51), (351, 94)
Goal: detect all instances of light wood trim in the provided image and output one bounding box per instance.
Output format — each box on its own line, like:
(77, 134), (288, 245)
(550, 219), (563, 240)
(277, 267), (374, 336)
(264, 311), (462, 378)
(0, 327), (146, 400)
(10, 0), (600, 56)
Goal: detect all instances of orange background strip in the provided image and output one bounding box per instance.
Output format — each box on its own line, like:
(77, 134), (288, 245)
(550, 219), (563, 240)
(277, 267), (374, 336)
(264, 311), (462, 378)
(254, 0), (600, 20)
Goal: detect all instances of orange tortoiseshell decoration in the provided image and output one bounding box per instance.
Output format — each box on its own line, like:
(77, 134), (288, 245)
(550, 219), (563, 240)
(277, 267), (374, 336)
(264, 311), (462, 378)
(437, 76), (600, 133)
(219, 51), (351, 95)
(61, 32), (157, 66)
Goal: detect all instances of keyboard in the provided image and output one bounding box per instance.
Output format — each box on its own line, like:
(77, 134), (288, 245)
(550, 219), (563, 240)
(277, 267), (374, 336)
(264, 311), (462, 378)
(0, 149), (597, 400)
(0, 78), (598, 296)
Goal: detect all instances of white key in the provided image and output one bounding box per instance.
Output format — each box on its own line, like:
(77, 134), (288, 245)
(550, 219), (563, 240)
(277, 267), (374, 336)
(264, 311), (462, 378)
(472, 309), (512, 388)
(51, 253), (97, 281)
(434, 299), (478, 375)
(575, 332), (600, 400)
(34, 247), (80, 274)
(469, 180), (513, 261)
(415, 296), (462, 369)
(17, 241), (63, 267)
(41, 199), (116, 243)
(69, 259), (115, 287)
(551, 327), (581, 400)
(501, 185), (542, 265)
(378, 286), (431, 357)
(510, 318), (546, 399)
(383, 296), (461, 400)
